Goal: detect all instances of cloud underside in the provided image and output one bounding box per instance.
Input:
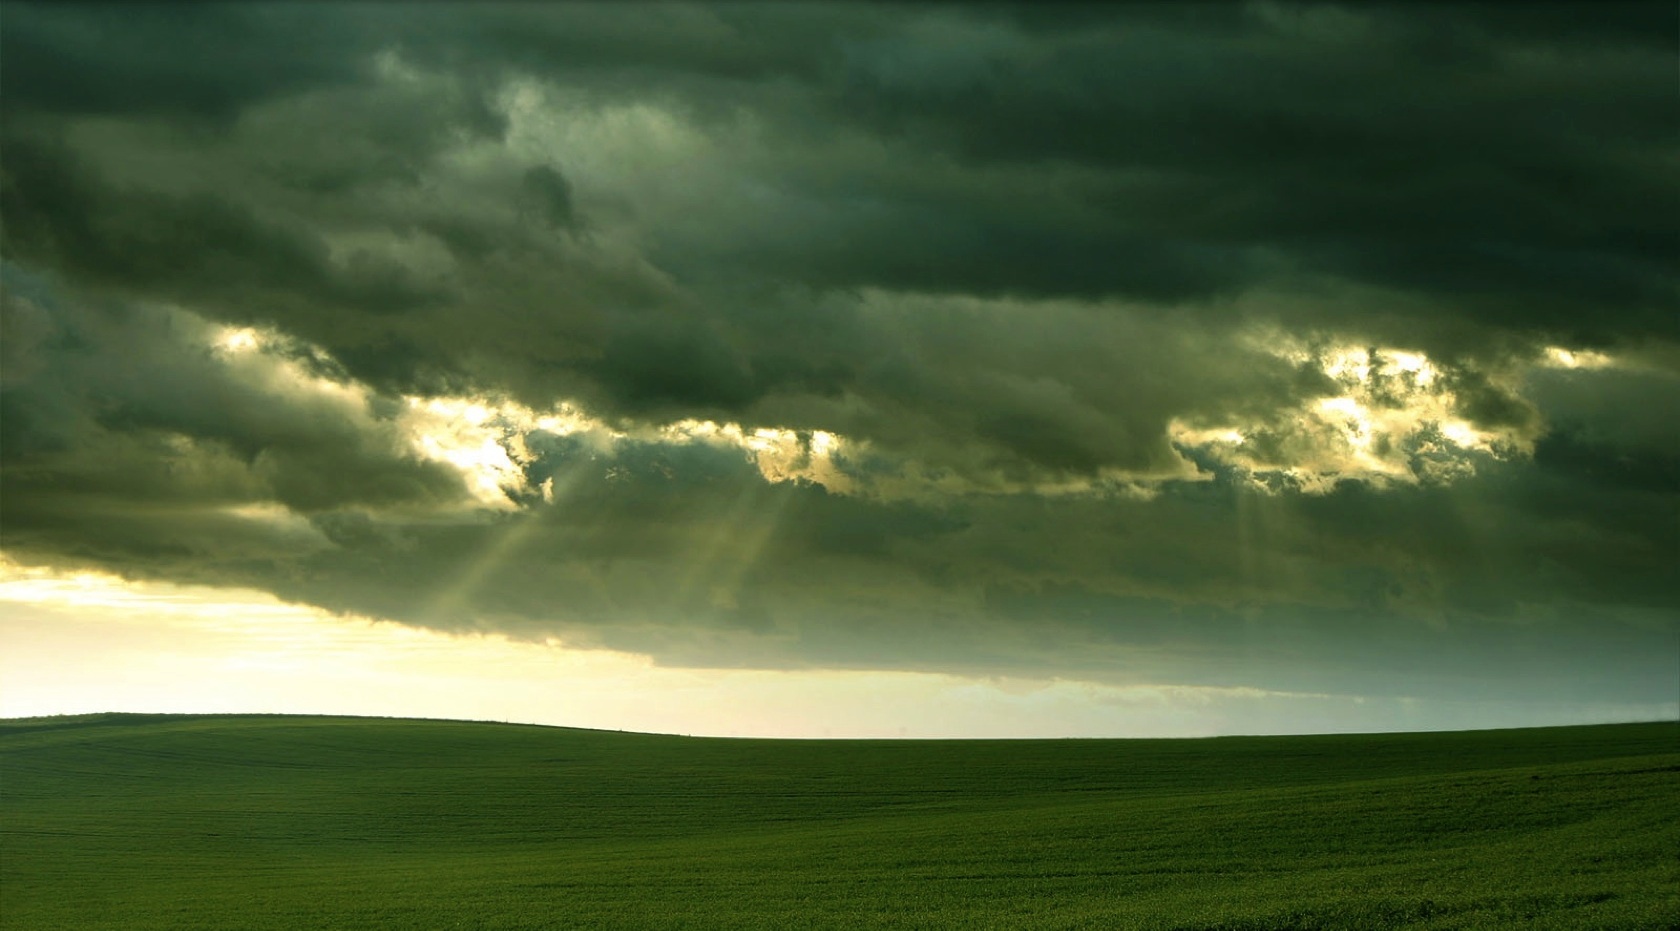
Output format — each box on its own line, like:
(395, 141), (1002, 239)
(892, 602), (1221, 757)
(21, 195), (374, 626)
(1, 2), (1675, 703)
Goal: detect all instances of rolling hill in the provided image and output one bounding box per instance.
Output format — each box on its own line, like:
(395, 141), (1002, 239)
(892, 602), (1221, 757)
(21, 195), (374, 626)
(3, 714), (1676, 929)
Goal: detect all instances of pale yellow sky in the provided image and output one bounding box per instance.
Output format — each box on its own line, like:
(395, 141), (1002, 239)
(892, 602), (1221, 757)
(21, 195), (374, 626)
(4, 558), (1669, 738)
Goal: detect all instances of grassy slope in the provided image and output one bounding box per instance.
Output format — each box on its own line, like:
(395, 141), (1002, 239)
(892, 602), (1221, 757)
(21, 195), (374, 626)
(2, 715), (1676, 930)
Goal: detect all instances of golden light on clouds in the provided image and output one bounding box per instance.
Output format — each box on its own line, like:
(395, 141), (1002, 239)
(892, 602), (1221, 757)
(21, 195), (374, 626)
(203, 317), (1576, 512)
(1541, 346), (1617, 370)
(393, 394), (864, 508)
(214, 326), (262, 354)
(403, 397), (534, 509)
(1169, 335), (1537, 491)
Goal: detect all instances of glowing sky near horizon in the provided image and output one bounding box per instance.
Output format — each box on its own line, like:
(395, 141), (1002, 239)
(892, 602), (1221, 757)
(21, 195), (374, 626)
(5, 559), (1671, 737)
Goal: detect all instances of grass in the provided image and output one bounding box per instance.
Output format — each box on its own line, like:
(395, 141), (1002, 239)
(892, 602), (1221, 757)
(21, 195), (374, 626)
(2, 715), (1676, 929)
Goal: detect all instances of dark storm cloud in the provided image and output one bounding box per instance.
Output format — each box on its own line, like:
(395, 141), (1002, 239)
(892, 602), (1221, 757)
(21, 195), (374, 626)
(371, 0), (1678, 343)
(7, 3), (1673, 367)
(0, 2), (1674, 708)
(815, 3), (1678, 335)
(0, 135), (448, 317)
(0, 268), (472, 575)
(0, 3), (375, 121)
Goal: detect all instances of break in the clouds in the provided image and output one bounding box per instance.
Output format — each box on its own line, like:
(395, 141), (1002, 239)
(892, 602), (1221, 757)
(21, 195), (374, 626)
(2, 3), (1676, 711)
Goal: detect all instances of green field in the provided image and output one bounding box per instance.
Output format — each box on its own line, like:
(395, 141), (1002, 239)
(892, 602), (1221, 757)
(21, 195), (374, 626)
(2, 715), (1675, 930)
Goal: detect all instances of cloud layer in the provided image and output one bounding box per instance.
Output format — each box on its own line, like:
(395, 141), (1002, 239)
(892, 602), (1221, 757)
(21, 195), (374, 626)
(2, 2), (1675, 708)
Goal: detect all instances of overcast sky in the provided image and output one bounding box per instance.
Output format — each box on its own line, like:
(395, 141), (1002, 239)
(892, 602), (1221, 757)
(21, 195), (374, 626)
(2, 2), (1675, 736)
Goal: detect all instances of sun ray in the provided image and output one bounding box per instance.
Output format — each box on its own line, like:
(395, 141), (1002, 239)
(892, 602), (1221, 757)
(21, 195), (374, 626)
(422, 459), (596, 630)
(422, 513), (547, 630)
(671, 475), (799, 621)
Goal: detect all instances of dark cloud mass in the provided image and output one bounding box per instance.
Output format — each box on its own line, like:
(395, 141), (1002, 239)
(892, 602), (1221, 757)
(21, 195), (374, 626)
(1, 2), (1675, 712)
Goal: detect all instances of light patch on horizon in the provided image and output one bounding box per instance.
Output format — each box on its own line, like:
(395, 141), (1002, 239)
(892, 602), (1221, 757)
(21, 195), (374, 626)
(13, 557), (1655, 738)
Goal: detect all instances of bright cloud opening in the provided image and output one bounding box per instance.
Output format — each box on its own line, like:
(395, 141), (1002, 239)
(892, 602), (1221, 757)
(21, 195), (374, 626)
(1171, 335), (1533, 492)
(1542, 346), (1618, 370)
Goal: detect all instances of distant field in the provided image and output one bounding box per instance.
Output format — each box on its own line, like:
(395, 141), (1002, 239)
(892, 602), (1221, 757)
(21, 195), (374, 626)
(2, 715), (1675, 930)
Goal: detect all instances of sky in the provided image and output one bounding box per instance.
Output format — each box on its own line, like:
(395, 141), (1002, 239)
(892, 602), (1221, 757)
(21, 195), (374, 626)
(1, 1), (1676, 738)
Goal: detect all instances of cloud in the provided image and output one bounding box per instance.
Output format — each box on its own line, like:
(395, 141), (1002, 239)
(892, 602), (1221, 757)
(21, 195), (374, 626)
(7, 282), (1672, 705)
(0, 3), (378, 122)
(0, 2), (1674, 710)
(0, 270), (473, 574)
